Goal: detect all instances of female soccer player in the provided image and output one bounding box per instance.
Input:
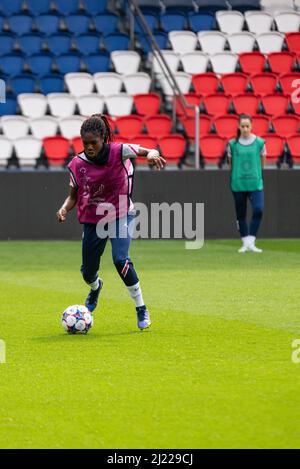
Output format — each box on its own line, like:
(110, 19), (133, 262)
(227, 114), (266, 253)
(56, 114), (166, 330)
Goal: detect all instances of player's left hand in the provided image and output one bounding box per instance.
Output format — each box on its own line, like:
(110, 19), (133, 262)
(147, 150), (166, 170)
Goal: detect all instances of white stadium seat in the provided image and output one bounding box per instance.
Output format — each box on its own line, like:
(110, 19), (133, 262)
(30, 117), (58, 139)
(261, 0), (295, 12)
(111, 51), (141, 74)
(0, 136), (13, 166)
(256, 32), (285, 53)
(1, 116), (29, 139)
(210, 52), (238, 75)
(180, 52), (209, 74)
(122, 73), (151, 94)
(93, 72), (122, 97)
(65, 73), (94, 97)
(47, 93), (76, 117)
(274, 11), (300, 32)
(227, 32), (256, 53)
(59, 116), (85, 139)
(244, 11), (274, 34)
(198, 32), (227, 54)
(216, 10), (244, 34)
(77, 94), (105, 116)
(168, 31), (198, 54)
(151, 50), (180, 74)
(105, 94), (133, 117)
(14, 136), (42, 167)
(157, 72), (191, 96)
(18, 94), (47, 118)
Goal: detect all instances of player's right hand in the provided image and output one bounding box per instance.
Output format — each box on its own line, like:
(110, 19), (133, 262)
(56, 207), (67, 223)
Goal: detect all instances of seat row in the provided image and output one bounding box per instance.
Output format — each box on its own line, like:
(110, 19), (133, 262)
(0, 0), (110, 16)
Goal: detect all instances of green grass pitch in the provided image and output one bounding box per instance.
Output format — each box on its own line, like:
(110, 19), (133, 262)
(0, 239), (300, 449)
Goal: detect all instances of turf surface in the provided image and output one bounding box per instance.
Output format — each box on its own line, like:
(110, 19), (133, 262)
(0, 239), (299, 449)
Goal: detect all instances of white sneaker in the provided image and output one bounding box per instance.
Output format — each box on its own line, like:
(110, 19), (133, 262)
(248, 244), (262, 253)
(238, 245), (249, 253)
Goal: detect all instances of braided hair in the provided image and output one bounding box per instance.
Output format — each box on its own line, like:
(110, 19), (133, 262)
(80, 114), (113, 143)
(236, 113), (252, 142)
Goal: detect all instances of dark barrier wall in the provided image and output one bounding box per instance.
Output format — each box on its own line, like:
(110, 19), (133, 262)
(0, 170), (299, 240)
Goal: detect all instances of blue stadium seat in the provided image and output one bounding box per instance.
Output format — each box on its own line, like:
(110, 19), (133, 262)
(134, 14), (158, 34)
(46, 33), (72, 55)
(137, 32), (168, 54)
(0, 14), (5, 31)
(196, 0), (228, 11)
(83, 52), (110, 73)
(228, 0), (260, 12)
(27, 53), (54, 76)
(136, 0), (161, 15)
(53, 0), (79, 15)
(82, 0), (109, 14)
(93, 14), (119, 35)
(160, 13), (186, 32)
(8, 14), (34, 35)
(0, 96), (17, 116)
(75, 33), (101, 55)
(35, 14), (62, 34)
(27, 0), (52, 15)
(18, 33), (45, 55)
(0, 0), (24, 15)
(10, 74), (37, 94)
(0, 33), (16, 55)
(103, 33), (130, 52)
(1, 53), (25, 75)
(55, 53), (81, 74)
(39, 74), (64, 94)
(164, 0), (196, 12)
(65, 14), (91, 34)
(188, 12), (215, 32)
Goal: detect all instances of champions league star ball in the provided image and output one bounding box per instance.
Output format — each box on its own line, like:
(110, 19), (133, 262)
(62, 305), (93, 334)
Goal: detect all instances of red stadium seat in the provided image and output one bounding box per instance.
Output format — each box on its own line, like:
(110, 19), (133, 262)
(239, 52), (266, 75)
(285, 32), (300, 54)
(251, 115), (270, 135)
(116, 115), (144, 139)
(220, 73), (248, 96)
(286, 134), (300, 163)
(175, 93), (202, 117)
(203, 93), (231, 116)
(181, 115), (211, 139)
(200, 135), (226, 165)
(214, 115), (239, 139)
(105, 115), (116, 133)
(113, 135), (130, 143)
(43, 136), (70, 166)
(232, 94), (260, 115)
(131, 135), (158, 165)
(159, 135), (186, 163)
(268, 52), (295, 75)
(145, 114), (172, 138)
(279, 73), (300, 96)
(291, 88), (300, 115)
(262, 134), (285, 163)
(71, 136), (83, 154)
(192, 73), (219, 96)
(272, 115), (300, 138)
(250, 73), (278, 96)
(133, 93), (161, 116)
(261, 94), (289, 115)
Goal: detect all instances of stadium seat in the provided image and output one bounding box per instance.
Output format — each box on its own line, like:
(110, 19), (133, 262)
(256, 33), (285, 54)
(76, 94), (105, 116)
(10, 75), (37, 95)
(250, 73), (278, 96)
(272, 115), (300, 137)
(43, 136), (70, 166)
(260, 0), (295, 10)
(47, 93), (76, 117)
(83, 52), (110, 73)
(134, 14), (158, 34)
(1, 54), (24, 75)
(220, 73), (248, 97)
(180, 52), (209, 74)
(151, 50), (180, 74)
(228, 0), (261, 11)
(286, 134), (300, 163)
(14, 137), (42, 168)
(65, 14), (91, 35)
(210, 52), (238, 74)
(59, 116), (85, 139)
(133, 93), (161, 116)
(160, 13), (187, 33)
(137, 32), (168, 54)
(227, 33), (256, 54)
(188, 12), (215, 32)
(145, 114), (172, 138)
(53, 0), (79, 14)
(27, 0), (52, 15)
(251, 115), (270, 135)
(198, 31), (226, 55)
(18, 93), (47, 118)
(175, 93), (202, 117)
(111, 51), (141, 74)
(18, 33), (45, 55)
(39, 75), (64, 94)
(103, 33), (130, 52)
(239, 52), (266, 75)
(262, 133), (285, 163)
(8, 14), (33, 35)
(157, 72), (191, 96)
(214, 115), (239, 139)
(204, 94), (231, 116)
(181, 115), (211, 138)
(232, 94), (260, 115)
(192, 73), (219, 96)
(71, 136), (83, 155)
(197, 0), (228, 12)
(113, 135), (130, 143)
(135, 0), (161, 15)
(0, 96), (17, 116)
(285, 32), (300, 54)
(35, 14), (62, 35)
(0, 0), (23, 15)
(65, 73), (94, 97)
(46, 33), (72, 55)
(169, 31), (197, 55)
(1, 116), (29, 139)
(244, 11), (273, 34)
(74, 33), (101, 55)
(291, 91), (300, 116)
(159, 134), (186, 164)
(93, 72), (122, 97)
(93, 13), (119, 35)
(105, 94), (133, 117)
(0, 137), (13, 167)
(279, 73), (300, 96)
(274, 11), (300, 32)
(28, 53), (53, 76)
(268, 52), (295, 75)
(200, 135), (226, 165)
(261, 94), (289, 115)
(216, 11), (244, 34)
(116, 115), (144, 139)
(164, 0), (196, 11)
(82, 0), (109, 14)
(55, 53), (82, 74)
(0, 33), (16, 55)
(30, 116), (58, 139)
(122, 73), (151, 95)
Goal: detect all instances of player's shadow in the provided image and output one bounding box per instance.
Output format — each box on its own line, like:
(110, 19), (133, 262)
(32, 330), (149, 342)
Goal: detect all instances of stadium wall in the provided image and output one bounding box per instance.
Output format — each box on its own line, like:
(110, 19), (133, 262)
(1, 171), (299, 240)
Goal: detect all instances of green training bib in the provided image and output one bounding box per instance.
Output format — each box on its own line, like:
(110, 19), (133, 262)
(229, 137), (264, 192)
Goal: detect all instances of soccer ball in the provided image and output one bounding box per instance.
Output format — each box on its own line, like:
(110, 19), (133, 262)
(62, 305), (93, 334)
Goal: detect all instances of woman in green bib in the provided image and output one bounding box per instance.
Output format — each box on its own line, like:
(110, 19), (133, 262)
(228, 114), (266, 253)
